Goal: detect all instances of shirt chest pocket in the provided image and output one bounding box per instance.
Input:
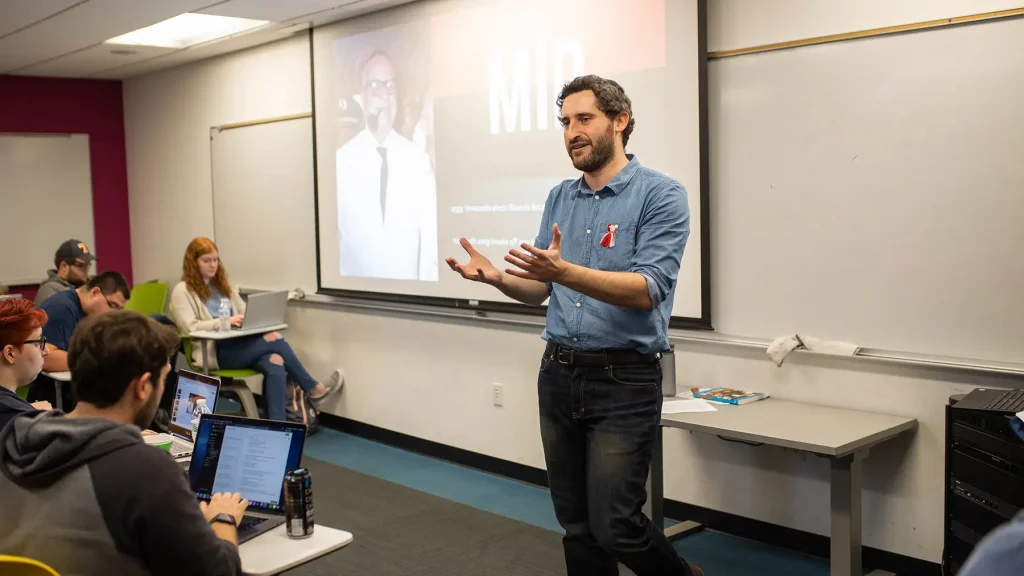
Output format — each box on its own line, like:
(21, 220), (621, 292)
(592, 220), (637, 272)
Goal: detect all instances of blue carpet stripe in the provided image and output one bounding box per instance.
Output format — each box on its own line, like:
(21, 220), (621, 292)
(305, 428), (843, 575)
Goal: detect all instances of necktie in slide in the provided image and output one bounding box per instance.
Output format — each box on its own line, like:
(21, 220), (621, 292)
(377, 146), (388, 220)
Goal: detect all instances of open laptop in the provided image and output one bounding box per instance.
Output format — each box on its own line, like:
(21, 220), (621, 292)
(188, 413), (308, 544)
(167, 370), (221, 458)
(954, 388), (1024, 413)
(236, 290), (288, 330)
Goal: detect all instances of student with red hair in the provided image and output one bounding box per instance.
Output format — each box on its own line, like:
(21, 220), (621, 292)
(170, 237), (342, 421)
(0, 299), (52, 429)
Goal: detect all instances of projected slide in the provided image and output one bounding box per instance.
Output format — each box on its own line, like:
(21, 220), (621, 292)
(333, 23), (438, 281)
(314, 0), (705, 320)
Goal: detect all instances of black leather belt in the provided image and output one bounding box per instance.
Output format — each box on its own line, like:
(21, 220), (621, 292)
(544, 342), (661, 367)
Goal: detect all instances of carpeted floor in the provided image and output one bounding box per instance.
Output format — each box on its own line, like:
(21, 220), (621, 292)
(283, 457), (569, 575)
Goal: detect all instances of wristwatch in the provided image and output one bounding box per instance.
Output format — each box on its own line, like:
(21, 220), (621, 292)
(209, 513), (237, 527)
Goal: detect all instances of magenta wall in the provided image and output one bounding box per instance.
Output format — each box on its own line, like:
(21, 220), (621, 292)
(0, 74), (132, 292)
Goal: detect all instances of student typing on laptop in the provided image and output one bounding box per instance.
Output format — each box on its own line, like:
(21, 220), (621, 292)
(0, 311), (247, 576)
(170, 237), (342, 421)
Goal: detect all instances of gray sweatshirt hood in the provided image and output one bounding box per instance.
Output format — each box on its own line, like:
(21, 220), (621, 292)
(0, 411), (143, 489)
(41, 269), (74, 290)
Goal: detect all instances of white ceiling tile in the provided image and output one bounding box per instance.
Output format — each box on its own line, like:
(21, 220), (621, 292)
(91, 24), (299, 78)
(199, 0), (359, 23)
(0, 0), (81, 38)
(18, 43), (175, 78)
(2, 0), (417, 79)
(0, 0), (213, 73)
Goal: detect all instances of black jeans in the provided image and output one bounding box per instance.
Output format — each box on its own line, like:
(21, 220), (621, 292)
(538, 352), (693, 576)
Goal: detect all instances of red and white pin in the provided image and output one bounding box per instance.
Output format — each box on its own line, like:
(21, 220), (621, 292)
(599, 224), (619, 248)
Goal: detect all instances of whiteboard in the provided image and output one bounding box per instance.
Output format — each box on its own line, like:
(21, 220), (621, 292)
(210, 117), (318, 293)
(0, 134), (94, 286)
(710, 16), (1024, 363)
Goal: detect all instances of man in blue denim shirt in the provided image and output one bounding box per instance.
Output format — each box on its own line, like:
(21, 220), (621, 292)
(448, 75), (696, 576)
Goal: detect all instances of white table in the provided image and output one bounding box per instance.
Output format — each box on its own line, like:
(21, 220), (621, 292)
(189, 324), (288, 374)
(40, 371), (71, 410)
(239, 524), (353, 576)
(647, 398), (917, 576)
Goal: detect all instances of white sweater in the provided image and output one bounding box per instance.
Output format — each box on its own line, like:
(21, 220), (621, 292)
(169, 281), (246, 370)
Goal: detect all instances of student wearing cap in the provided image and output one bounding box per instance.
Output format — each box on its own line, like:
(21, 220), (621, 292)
(34, 239), (97, 306)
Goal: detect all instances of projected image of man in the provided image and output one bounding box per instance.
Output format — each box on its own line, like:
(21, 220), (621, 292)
(447, 75), (697, 575)
(336, 50), (438, 281)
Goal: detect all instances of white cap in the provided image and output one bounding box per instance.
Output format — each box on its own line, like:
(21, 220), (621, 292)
(196, 399), (207, 406)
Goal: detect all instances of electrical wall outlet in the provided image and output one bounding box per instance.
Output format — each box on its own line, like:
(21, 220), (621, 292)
(492, 383), (504, 407)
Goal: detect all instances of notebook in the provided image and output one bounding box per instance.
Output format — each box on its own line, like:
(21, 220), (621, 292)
(693, 387), (769, 406)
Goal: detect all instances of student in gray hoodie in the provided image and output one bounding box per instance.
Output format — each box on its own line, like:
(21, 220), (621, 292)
(0, 310), (247, 576)
(33, 239), (95, 306)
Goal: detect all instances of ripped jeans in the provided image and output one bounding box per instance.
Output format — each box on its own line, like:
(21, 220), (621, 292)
(216, 333), (318, 421)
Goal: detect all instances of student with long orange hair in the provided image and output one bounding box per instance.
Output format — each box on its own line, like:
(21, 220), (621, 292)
(0, 298), (53, 429)
(169, 237), (341, 421)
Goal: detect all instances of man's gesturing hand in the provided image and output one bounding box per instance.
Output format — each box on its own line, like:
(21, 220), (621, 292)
(504, 224), (570, 283)
(446, 238), (503, 286)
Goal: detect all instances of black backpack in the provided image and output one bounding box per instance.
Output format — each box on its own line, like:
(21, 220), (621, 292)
(284, 380), (319, 435)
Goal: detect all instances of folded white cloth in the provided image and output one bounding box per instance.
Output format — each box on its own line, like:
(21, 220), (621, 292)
(767, 334), (861, 366)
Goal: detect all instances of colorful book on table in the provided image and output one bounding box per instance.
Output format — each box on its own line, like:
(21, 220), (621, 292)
(693, 387), (769, 405)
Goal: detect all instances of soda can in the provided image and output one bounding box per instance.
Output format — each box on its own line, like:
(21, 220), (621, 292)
(283, 468), (314, 538)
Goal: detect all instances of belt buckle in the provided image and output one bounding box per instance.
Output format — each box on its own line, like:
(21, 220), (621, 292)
(557, 347), (575, 365)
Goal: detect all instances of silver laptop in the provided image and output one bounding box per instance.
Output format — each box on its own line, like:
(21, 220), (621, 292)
(188, 414), (308, 543)
(167, 370), (221, 459)
(236, 290), (288, 330)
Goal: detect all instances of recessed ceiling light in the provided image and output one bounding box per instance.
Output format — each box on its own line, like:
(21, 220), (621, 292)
(104, 13), (269, 49)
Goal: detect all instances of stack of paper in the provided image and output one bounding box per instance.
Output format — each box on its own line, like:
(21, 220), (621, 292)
(662, 396), (717, 414)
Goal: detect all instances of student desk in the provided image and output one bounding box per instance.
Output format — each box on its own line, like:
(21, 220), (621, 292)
(189, 324), (288, 374)
(646, 398), (917, 576)
(40, 371), (71, 411)
(239, 524), (353, 575)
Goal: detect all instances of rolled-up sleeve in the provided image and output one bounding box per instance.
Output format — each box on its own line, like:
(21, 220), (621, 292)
(534, 189), (557, 295)
(631, 182), (690, 309)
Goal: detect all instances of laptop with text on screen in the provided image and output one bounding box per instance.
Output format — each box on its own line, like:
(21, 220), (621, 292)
(188, 414), (307, 544)
(167, 370), (221, 459)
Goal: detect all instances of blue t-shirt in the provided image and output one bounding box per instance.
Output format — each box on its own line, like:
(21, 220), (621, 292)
(204, 287), (229, 318)
(39, 289), (86, 351)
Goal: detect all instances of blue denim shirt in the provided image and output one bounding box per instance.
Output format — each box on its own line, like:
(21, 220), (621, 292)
(959, 510), (1024, 576)
(535, 155), (689, 354)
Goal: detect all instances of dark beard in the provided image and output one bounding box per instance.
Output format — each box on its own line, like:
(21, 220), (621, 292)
(568, 126), (616, 173)
(134, 388), (161, 429)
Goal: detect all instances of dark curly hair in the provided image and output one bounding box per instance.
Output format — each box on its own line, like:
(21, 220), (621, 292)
(556, 75), (635, 147)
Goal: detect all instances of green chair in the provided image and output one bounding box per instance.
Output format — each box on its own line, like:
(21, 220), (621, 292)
(179, 336), (262, 419)
(124, 282), (168, 316)
(166, 301), (262, 419)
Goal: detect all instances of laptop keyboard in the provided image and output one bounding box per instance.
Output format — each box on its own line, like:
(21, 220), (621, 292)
(983, 390), (1024, 412)
(170, 438), (193, 458)
(239, 516), (268, 533)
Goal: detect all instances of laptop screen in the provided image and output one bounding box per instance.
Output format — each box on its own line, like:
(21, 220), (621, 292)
(169, 371), (220, 439)
(189, 415), (306, 511)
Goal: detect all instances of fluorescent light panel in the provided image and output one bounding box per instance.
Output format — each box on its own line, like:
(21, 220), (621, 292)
(105, 13), (269, 49)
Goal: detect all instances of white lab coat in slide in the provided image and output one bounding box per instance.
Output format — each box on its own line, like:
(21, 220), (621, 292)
(336, 129), (438, 281)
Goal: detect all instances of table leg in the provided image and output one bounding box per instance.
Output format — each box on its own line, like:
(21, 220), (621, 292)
(54, 380), (63, 412)
(199, 338), (210, 375)
(646, 426), (705, 540)
(832, 449), (874, 576)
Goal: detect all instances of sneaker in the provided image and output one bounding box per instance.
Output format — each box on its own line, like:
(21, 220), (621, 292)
(310, 369), (344, 408)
